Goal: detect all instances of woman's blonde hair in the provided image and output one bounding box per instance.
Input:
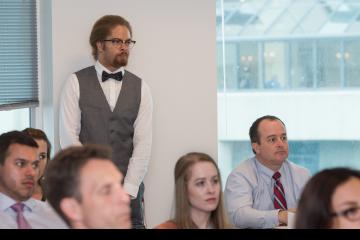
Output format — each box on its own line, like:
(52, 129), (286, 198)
(174, 152), (231, 229)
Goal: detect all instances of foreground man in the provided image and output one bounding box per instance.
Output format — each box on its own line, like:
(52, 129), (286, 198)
(44, 144), (131, 229)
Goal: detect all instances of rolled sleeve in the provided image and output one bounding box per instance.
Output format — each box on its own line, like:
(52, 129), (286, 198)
(123, 181), (138, 199)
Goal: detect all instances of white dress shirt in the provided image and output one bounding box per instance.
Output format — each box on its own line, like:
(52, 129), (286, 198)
(59, 61), (153, 198)
(0, 193), (68, 229)
(225, 157), (310, 229)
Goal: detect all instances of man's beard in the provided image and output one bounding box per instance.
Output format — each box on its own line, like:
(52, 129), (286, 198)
(112, 53), (128, 68)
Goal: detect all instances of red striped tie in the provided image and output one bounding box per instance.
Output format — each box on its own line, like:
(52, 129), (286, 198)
(273, 172), (287, 210)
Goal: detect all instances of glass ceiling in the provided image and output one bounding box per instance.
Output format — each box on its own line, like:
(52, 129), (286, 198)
(217, 0), (360, 38)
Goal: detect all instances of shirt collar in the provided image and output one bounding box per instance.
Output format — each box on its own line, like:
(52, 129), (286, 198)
(95, 60), (125, 76)
(0, 192), (37, 212)
(254, 157), (285, 180)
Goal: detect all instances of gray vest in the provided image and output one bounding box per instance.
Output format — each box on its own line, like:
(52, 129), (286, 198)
(76, 66), (141, 175)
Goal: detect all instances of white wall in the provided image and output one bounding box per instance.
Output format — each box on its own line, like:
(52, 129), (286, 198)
(44, 0), (217, 227)
(218, 90), (360, 141)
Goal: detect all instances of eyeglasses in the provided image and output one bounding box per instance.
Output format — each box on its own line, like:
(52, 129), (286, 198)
(102, 38), (136, 48)
(331, 206), (360, 222)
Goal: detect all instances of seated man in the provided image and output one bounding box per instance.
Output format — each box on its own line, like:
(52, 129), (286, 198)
(44, 144), (131, 229)
(0, 131), (67, 229)
(225, 115), (310, 228)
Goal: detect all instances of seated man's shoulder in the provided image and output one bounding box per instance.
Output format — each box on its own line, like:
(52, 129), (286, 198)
(286, 160), (311, 185)
(0, 211), (13, 229)
(32, 200), (69, 229)
(287, 160), (310, 175)
(30, 198), (50, 211)
(37, 201), (60, 216)
(232, 158), (255, 174)
(227, 158), (257, 184)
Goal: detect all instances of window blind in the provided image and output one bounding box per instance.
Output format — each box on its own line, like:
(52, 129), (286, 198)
(0, 0), (38, 110)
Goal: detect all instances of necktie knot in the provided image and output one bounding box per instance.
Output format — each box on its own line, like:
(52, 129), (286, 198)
(102, 71), (123, 82)
(11, 203), (25, 213)
(273, 171), (281, 181)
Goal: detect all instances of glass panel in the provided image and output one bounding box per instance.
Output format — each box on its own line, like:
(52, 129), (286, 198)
(290, 41), (314, 88)
(238, 42), (259, 90)
(215, 0), (223, 37)
(346, 20), (360, 33)
(217, 42), (225, 92)
(243, 9), (281, 36)
(287, 1), (316, 26)
(268, 12), (298, 35)
(223, 43), (238, 91)
(317, 40), (341, 88)
(221, 0), (360, 36)
(242, 0), (292, 36)
(345, 39), (360, 87)
(221, 41), (259, 91)
(264, 42), (287, 89)
(297, 4), (329, 34)
(0, 108), (30, 134)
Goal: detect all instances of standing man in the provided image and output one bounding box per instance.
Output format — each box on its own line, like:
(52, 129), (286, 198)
(0, 131), (67, 229)
(44, 145), (131, 229)
(59, 15), (153, 229)
(225, 115), (310, 229)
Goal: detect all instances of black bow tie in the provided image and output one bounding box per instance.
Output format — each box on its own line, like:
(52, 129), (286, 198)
(102, 71), (123, 82)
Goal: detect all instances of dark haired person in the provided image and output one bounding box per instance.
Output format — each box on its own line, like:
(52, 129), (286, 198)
(295, 168), (360, 229)
(44, 144), (131, 229)
(0, 131), (66, 229)
(22, 128), (51, 201)
(225, 115), (310, 228)
(59, 15), (153, 229)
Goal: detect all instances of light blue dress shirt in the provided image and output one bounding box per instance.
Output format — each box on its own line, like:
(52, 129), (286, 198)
(224, 157), (310, 229)
(0, 193), (68, 229)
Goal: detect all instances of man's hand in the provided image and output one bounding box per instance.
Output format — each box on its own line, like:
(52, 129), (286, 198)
(278, 209), (288, 225)
(278, 208), (296, 225)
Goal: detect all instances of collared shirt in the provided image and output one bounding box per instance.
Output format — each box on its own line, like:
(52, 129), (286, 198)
(0, 193), (68, 229)
(59, 61), (153, 198)
(224, 157), (310, 229)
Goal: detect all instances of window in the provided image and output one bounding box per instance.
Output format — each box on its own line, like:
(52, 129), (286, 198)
(0, 108), (30, 132)
(0, 0), (38, 131)
(217, 0), (360, 182)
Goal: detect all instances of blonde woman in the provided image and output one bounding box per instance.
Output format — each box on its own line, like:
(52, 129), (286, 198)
(155, 152), (231, 229)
